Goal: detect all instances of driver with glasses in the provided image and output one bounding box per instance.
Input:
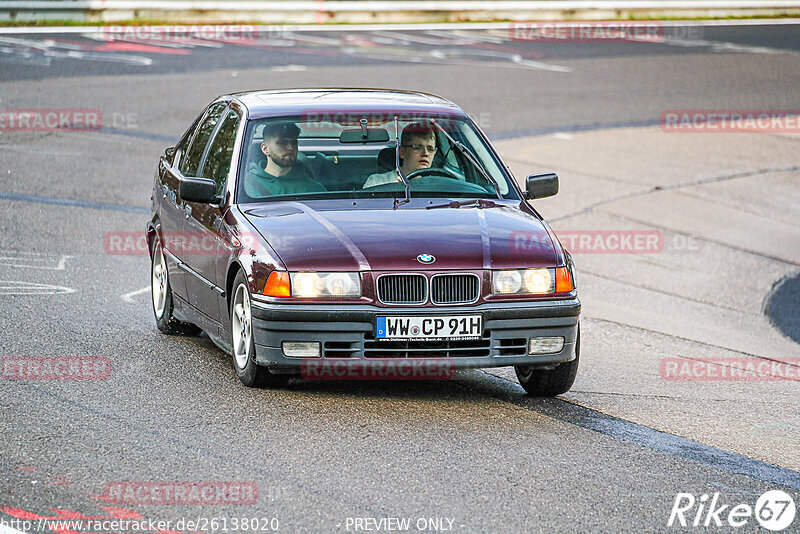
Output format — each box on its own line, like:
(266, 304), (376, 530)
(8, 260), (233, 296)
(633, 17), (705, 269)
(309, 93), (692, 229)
(363, 122), (437, 188)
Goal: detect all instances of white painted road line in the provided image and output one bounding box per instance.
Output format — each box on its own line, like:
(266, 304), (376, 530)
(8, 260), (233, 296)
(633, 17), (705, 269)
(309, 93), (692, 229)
(662, 37), (798, 55)
(0, 281), (75, 295)
(121, 285), (149, 302)
(269, 64), (308, 71)
(0, 252), (72, 270)
(512, 56), (572, 72)
(429, 48), (572, 72)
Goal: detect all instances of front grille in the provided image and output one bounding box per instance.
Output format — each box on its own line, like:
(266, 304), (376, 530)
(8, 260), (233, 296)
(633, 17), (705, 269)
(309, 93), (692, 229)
(323, 341), (359, 358)
(431, 274), (480, 305)
(377, 274), (427, 305)
(495, 338), (527, 356)
(364, 334), (491, 358)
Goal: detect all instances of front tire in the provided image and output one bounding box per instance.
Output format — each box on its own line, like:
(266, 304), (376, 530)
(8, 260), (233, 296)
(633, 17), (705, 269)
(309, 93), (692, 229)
(514, 326), (580, 397)
(230, 271), (289, 388)
(151, 239), (200, 336)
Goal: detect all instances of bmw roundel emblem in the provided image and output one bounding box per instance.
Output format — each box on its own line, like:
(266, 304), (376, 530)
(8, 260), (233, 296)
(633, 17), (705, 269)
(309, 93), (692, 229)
(417, 254), (435, 264)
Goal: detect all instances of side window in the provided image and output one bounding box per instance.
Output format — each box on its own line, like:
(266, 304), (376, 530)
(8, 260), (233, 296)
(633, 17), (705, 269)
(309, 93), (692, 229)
(172, 113), (203, 168)
(200, 109), (241, 194)
(456, 123), (509, 195)
(179, 103), (227, 177)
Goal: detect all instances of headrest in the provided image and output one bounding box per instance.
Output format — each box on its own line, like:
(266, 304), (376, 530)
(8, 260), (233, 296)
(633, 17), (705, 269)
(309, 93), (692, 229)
(377, 147), (397, 171)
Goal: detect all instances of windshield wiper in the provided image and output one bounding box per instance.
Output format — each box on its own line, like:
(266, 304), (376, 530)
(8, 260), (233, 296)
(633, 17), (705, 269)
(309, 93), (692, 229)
(426, 198), (501, 210)
(393, 115), (411, 210)
(428, 118), (503, 200)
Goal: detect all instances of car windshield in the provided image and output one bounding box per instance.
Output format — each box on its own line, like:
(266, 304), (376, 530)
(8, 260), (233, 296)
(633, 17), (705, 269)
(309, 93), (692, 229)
(236, 113), (518, 203)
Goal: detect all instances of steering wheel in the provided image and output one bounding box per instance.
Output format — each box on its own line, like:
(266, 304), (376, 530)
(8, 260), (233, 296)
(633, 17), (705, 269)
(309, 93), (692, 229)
(407, 167), (463, 181)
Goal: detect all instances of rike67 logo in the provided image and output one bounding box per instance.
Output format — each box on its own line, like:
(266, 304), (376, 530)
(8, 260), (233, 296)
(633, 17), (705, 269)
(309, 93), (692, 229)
(668, 490), (796, 531)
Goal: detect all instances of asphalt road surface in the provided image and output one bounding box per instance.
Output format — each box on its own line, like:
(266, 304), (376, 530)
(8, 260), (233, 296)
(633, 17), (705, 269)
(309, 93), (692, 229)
(0, 20), (799, 534)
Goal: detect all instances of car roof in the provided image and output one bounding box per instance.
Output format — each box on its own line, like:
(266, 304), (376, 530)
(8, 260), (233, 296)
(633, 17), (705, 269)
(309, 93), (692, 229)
(228, 88), (466, 120)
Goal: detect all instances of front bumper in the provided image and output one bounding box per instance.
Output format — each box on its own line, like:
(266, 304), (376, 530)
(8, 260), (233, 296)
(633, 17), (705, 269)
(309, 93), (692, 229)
(249, 297), (580, 372)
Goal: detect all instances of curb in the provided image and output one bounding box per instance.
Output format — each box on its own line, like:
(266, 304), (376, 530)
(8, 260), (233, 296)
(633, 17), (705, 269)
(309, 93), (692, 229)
(3, 0), (800, 23)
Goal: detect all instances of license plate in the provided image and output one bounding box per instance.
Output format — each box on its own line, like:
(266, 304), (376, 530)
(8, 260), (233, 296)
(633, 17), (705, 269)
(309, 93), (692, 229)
(375, 315), (482, 341)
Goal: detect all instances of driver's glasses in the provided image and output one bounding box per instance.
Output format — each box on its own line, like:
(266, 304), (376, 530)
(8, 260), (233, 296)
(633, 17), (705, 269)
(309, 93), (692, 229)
(403, 144), (437, 154)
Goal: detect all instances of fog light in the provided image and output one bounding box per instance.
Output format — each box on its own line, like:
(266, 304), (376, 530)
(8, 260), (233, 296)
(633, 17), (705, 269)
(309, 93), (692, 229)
(528, 337), (564, 354)
(282, 341), (321, 358)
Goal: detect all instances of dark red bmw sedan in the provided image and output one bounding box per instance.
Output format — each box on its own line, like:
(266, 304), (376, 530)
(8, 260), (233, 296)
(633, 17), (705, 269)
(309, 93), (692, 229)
(148, 88), (580, 395)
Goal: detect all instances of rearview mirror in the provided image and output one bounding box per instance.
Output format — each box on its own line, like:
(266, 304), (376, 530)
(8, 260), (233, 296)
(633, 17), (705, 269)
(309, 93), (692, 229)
(339, 128), (390, 143)
(180, 176), (218, 204)
(525, 173), (559, 199)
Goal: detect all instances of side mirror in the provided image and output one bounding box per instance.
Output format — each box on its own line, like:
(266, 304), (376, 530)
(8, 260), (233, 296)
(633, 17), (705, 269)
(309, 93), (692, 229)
(180, 176), (218, 204)
(525, 172), (559, 199)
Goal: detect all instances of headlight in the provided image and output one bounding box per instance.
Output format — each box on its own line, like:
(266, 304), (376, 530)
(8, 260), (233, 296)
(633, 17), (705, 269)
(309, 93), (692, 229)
(492, 268), (555, 295)
(492, 270), (523, 294)
(324, 272), (359, 297)
(524, 268), (552, 293)
(292, 272), (323, 297)
(288, 272), (361, 298)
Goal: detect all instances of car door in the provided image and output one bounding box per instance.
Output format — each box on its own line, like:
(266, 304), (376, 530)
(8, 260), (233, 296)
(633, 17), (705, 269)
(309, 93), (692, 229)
(182, 105), (242, 328)
(156, 112), (203, 300)
(164, 102), (227, 303)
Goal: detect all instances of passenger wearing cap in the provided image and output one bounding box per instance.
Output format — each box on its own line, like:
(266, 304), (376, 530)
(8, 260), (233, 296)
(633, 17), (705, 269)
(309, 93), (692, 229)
(245, 121), (326, 197)
(363, 122), (438, 188)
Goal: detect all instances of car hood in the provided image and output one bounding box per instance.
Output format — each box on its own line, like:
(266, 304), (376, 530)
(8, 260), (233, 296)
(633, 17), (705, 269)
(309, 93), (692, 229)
(241, 201), (557, 271)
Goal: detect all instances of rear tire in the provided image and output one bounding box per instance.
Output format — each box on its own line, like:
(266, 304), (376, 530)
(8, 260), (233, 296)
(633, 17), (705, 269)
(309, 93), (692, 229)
(230, 271), (289, 388)
(514, 326), (580, 397)
(151, 239), (201, 336)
